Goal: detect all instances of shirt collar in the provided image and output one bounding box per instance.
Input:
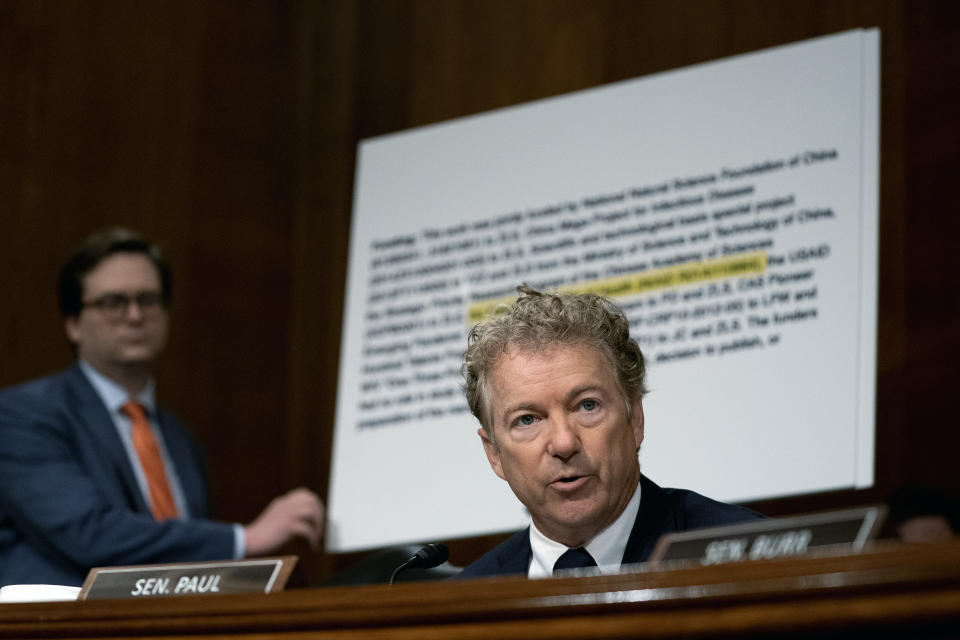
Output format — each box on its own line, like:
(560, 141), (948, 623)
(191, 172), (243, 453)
(78, 360), (156, 415)
(528, 478), (642, 577)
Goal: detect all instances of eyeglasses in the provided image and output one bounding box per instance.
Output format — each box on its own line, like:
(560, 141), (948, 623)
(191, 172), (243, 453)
(81, 292), (166, 319)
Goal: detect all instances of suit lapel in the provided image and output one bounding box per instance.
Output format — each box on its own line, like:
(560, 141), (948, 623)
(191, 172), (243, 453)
(155, 410), (205, 518)
(496, 529), (534, 575)
(622, 474), (679, 564)
(63, 365), (150, 513)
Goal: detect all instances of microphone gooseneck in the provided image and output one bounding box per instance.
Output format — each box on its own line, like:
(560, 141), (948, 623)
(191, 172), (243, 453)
(389, 543), (450, 585)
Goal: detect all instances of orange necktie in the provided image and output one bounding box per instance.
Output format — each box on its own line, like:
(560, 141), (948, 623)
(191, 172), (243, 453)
(122, 401), (179, 521)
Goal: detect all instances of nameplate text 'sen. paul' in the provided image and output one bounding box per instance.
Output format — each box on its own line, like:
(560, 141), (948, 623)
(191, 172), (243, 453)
(78, 556), (297, 600)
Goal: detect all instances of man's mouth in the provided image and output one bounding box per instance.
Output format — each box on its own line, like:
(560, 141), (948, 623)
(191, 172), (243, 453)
(550, 475), (590, 492)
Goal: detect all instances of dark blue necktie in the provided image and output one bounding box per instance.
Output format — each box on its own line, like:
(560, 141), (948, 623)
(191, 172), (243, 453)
(553, 547), (597, 573)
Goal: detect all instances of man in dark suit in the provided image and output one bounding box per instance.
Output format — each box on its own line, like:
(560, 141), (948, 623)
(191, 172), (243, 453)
(0, 228), (324, 587)
(457, 285), (760, 579)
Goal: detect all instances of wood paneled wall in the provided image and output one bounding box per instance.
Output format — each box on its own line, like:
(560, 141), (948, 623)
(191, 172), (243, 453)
(1, 0), (958, 582)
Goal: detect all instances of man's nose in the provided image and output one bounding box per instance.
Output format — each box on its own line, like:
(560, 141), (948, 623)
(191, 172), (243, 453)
(546, 415), (580, 460)
(124, 300), (146, 321)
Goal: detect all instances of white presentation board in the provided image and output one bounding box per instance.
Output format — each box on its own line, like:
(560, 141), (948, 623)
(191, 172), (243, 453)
(327, 29), (880, 552)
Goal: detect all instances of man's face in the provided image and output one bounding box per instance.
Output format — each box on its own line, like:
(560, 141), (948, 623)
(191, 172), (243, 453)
(480, 343), (644, 547)
(65, 253), (168, 373)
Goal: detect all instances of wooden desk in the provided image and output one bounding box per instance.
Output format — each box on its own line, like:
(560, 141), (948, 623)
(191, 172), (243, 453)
(2, 541), (958, 639)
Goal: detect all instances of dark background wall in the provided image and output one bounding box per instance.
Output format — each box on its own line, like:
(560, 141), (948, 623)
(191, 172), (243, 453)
(1, 0), (957, 582)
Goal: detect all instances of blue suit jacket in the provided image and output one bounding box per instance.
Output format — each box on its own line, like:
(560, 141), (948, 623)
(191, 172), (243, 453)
(455, 474), (762, 579)
(0, 365), (235, 587)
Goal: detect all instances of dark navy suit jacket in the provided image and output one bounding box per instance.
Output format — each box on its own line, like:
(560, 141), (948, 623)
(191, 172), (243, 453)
(0, 365), (235, 587)
(456, 474), (761, 579)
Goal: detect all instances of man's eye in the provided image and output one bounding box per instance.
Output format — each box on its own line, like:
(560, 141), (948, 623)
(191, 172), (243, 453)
(101, 295), (127, 310)
(516, 414), (536, 426)
(136, 292), (164, 308)
(580, 399), (598, 411)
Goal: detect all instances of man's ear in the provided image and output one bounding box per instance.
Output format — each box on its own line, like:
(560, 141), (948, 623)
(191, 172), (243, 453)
(64, 316), (81, 345)
(630, 398), (644, 451)
(479, 427), (506, 481)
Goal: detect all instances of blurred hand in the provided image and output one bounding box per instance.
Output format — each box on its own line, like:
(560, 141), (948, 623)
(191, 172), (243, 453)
(244, 487), (324, 556)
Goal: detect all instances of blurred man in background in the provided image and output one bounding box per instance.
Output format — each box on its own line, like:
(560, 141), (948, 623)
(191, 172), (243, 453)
(0, 228), (324, 587)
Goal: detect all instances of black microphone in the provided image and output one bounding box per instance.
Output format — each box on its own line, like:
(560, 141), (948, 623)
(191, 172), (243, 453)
(389, 543), (450, 584)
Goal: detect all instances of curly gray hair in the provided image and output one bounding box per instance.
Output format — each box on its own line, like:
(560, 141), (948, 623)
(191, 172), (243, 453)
(463, 284), (647, 438)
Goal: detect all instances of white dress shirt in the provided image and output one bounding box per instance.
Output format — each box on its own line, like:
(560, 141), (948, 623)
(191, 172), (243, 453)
(528, 479), (643, 578)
